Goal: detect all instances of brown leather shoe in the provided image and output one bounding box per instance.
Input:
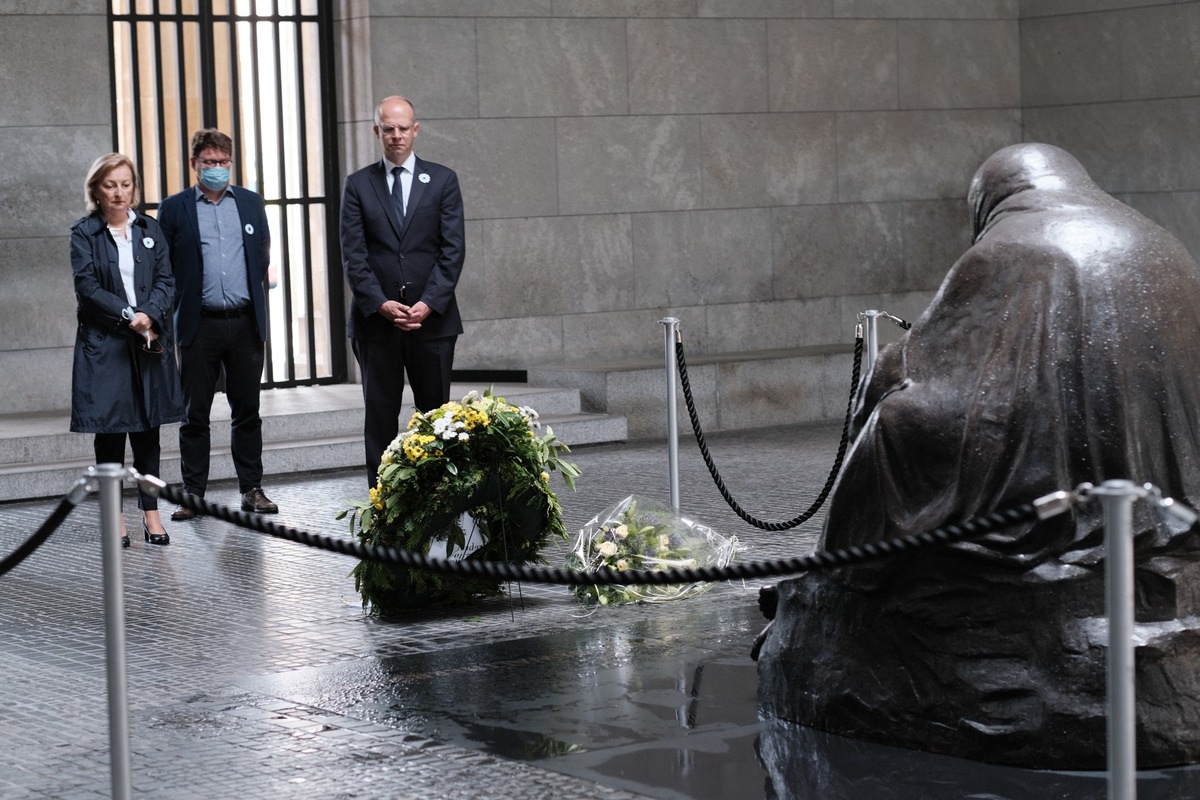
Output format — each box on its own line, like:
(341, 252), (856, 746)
(171, 495), (200, 521)
(241, 487), (278, 514)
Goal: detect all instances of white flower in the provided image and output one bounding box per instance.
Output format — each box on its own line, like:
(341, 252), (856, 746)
(244, 223), (255, 235)
(418, 172), (430, 184)
(614, 524), (629, 539)
(598, 541), (619, 558)
(141, 236), (155, 249)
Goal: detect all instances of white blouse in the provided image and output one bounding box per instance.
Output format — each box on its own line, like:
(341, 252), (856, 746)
(107, 209), (138, 306)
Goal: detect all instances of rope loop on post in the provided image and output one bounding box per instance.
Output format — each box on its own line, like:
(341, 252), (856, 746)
(673, 336), (863, 531)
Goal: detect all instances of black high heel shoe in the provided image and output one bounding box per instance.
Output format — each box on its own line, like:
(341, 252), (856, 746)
(143, 521), (170, 546)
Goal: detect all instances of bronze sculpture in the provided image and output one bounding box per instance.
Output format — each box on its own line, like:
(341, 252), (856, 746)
(756, 143), (1200, 768)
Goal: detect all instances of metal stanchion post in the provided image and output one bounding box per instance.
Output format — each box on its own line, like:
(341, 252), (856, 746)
(660, 317), (681, 513)
(94, 463), (133, 800)
(861, 309), (880, 370)
(1092, 478), (1141, 800)
(852, 310), (882, 415)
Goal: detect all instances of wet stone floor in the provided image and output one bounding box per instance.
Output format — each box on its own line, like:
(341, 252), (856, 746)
(2, 423), (1200, 798)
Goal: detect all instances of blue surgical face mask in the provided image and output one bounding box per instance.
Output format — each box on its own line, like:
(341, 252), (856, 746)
(199, 166), (230, 191)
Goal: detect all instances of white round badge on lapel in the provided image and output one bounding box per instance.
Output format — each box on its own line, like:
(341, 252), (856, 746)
(419, 173), (430, 184)
(141, 236), (155, 249)
(244, 223), (255, 235)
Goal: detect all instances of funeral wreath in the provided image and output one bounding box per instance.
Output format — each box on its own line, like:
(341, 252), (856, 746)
(340, 389), (580, 614)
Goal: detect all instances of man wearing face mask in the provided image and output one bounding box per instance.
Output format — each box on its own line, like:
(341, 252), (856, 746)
(158, 128), (278, 518)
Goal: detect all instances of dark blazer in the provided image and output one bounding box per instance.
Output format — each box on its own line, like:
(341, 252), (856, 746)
(69, 212), (185, 433)
(339, 157), (465, 341)
(157, 185), (271, 347)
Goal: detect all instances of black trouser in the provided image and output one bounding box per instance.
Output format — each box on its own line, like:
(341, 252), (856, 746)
(353, 332), (456, 487)
(178, 312), (265, 495)
(93, 429), (162, 511)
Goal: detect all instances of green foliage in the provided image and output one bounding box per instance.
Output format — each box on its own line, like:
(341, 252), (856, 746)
(343, 389), (579, 615)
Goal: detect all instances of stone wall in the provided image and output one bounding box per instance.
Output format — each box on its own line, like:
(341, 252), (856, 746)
(3, 1), (1198, 413)
(0, 3), (111, 414)
(334, 0), (1023, 373)
(1020, 0), (1200, 261)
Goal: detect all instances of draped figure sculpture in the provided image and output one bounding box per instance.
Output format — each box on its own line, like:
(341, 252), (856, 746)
(755, 143), (1200, 769)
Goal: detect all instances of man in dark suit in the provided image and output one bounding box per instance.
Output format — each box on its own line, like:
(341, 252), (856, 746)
(340, 95), (466, 485)
(158, 128), (279, 517)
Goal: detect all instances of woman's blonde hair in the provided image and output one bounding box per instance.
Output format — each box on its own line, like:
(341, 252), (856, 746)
(84, 152), (140, 214)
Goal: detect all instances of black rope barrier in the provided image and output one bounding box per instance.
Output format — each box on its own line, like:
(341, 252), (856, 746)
(156, 482), (1040, 586)
(675, 337), (863, 531)
(0, 484), (87, 577)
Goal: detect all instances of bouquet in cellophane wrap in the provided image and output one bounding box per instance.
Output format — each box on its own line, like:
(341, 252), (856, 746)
(566, 495), (742, 607)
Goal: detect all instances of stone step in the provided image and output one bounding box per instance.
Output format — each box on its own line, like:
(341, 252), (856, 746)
(0, 341), (859, 502)
(0, 382), (626, 502)
(529, 343), (858, 440)
(0, 384), (591, 465)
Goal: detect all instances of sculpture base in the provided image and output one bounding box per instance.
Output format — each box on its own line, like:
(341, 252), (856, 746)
(756, 553), (1200, 769)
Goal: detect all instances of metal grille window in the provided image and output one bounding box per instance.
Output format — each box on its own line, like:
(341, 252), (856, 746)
(110, 0), (344, 387)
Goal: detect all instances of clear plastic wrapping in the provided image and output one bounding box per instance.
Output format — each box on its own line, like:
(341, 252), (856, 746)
(566, 495), (742, 606)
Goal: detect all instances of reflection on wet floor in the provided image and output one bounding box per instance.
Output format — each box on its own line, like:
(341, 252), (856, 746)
(242, 596), (1200, 800)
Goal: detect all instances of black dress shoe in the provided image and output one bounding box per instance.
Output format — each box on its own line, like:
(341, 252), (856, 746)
(143, 521), (170, 546)
(241, 487), (278, 514)
(121, 535), (130, 549)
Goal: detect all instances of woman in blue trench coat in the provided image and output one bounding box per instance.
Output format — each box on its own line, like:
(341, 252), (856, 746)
(70, 153), (184, 548)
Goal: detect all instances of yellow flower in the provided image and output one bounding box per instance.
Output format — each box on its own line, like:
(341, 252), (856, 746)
(369, 486), (383, 510)
(540, 471), (550, 484)
(403, 433), (437, 463)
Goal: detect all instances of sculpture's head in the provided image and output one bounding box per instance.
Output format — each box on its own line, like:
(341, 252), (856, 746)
(967, 143), (1100, 242)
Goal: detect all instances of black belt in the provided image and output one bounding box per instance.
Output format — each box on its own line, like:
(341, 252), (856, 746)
(201, 305), (252, 319)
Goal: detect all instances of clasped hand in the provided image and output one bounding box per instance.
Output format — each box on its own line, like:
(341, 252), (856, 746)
(379, 299), (429, 331)
(126, 310), (159, 343)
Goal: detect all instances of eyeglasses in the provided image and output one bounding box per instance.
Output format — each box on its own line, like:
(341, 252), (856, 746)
(197, 158), (232, 168)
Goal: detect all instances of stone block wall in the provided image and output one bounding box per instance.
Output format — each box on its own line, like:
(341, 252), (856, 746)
(3, 1), (1199, 413)
(0, 4), (112, 414)
(334, 0), (1023, 373)
(1021, 0), (1200, 261)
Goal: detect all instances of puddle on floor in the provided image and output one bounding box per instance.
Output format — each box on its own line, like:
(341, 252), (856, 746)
(242, 601), (1200, 799)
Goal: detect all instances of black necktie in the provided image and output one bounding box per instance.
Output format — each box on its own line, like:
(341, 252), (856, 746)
(391, 166), (405, 230)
